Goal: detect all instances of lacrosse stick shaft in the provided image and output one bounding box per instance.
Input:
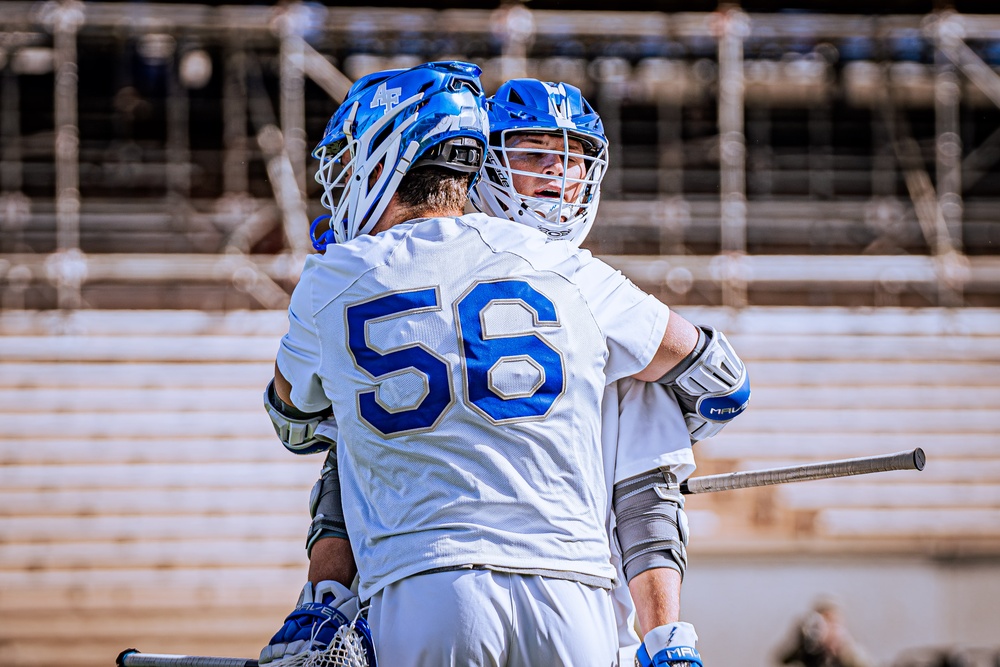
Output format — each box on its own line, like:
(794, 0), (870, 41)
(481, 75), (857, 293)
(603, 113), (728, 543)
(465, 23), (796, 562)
(117, 650), (258, 667)
(680, 448), (925, 495)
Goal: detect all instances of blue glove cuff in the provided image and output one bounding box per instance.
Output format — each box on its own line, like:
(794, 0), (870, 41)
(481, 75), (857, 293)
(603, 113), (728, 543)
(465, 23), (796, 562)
(637, 644), (703, 667)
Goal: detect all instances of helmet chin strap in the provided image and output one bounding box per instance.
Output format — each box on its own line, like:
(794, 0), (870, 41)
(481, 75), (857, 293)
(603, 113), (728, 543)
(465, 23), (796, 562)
(524, 196), (576, 224)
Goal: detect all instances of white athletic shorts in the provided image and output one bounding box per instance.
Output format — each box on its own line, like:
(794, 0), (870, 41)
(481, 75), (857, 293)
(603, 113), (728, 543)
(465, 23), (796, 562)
(367, 569), (619, 667)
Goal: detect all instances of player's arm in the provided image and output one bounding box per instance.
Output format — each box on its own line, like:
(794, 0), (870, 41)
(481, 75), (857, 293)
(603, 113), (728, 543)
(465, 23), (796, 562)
(259, 369), (362, 664)
(614, 466), (701, 667)
(629, 568), (682, 640)
(632, 312), (702, 382)
(270, 365), (352, 575)
(273, 364), (296, 405)
(576, 252), (747, 443)
(634, 310), (751, 443)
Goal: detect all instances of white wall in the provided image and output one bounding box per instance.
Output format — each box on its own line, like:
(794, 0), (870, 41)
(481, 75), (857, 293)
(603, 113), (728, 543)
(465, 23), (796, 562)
(681, 556), (1000, 667)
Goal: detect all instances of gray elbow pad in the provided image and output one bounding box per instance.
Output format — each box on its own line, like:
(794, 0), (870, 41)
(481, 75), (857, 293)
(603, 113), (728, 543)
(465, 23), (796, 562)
(613, 468), (690, 582)
(306, 448), (349, 555)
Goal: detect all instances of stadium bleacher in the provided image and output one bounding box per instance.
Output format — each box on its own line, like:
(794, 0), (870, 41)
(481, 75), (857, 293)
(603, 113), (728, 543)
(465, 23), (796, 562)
(1, 306), (998, 664)
(1, 2), (999, 666)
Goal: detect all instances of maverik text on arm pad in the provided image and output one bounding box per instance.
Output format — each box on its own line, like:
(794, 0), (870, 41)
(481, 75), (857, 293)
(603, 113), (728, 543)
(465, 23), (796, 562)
(655, 325), (750, 442)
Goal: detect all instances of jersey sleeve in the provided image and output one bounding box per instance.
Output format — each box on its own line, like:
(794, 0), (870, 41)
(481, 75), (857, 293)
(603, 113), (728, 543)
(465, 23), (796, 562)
(613, 378), (696, 484)
(315, 414), (340, 444)
(276, 262), (332, 413)
(574, 252), (671, 382)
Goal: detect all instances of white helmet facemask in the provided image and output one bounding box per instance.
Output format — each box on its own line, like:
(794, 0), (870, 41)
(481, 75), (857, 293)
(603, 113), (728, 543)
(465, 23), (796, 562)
(484, 127), (606, 244)
(313, 97), (422, 244)
(470, 79), (609, 247)
(310, 61), (488, 248)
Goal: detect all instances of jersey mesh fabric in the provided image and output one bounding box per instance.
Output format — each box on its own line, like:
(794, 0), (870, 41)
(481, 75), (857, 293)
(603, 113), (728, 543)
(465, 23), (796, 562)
(277, 213), (669, 600)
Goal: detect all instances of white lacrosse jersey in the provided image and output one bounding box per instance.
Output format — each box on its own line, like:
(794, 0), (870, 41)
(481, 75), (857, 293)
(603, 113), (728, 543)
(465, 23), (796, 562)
(278, 213), (671, 600)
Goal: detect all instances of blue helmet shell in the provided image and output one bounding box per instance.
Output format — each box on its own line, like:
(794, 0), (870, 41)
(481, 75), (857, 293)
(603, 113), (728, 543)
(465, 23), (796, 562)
(485, 78), (606, 155)
(312, 61), (489, 246)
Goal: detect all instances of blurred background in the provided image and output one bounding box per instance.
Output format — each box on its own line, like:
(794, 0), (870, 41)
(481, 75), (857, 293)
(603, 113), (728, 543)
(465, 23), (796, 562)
(1, 0), (998, 665)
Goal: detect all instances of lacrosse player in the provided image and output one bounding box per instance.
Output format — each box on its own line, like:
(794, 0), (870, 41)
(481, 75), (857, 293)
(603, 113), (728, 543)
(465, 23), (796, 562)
(264, 62), (750, 667)
(469, 78), (721, 667)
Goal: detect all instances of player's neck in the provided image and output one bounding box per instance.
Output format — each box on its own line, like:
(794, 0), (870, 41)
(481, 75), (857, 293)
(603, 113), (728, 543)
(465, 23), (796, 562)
(369, 195), (465, 235)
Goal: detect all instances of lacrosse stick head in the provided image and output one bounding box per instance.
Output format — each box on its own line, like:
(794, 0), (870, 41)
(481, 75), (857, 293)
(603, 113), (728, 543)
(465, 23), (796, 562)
(262, 581), (377, 667)
(298, 615), (376, 667)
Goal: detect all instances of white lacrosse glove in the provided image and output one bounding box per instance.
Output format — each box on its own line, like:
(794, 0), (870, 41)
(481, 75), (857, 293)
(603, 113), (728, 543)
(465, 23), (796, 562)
(636, 622), (702, 667)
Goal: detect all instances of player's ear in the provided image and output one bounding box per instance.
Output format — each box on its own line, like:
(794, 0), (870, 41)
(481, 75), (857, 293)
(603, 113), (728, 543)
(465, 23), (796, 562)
(367, 161), (384, 188)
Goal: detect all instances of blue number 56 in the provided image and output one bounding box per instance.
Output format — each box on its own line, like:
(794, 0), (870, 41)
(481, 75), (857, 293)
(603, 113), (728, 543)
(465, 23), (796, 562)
(347, 280), (565, 437)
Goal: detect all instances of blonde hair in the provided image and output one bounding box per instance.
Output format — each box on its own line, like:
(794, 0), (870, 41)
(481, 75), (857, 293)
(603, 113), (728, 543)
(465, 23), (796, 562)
(396, 167), (473, 215)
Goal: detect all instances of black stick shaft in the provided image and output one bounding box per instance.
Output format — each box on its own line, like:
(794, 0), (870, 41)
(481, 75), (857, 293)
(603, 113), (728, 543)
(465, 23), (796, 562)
(117, 650), (258, 667)
(680, 448), (925, 495)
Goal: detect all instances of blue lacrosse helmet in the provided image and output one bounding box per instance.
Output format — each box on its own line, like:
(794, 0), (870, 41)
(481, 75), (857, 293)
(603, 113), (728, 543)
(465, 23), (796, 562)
(312, 61), (489, 247)
(469, 79), (608, 246)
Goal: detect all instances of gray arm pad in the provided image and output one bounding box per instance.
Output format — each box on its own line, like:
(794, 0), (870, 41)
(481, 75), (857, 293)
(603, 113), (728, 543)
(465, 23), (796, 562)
(613, 468), (689, 582)
(264, 379), (334, 455)
(306, 448), (349, 555)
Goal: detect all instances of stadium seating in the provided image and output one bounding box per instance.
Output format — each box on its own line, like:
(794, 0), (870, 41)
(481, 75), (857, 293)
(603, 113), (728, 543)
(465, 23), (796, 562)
(680, 306), (1000, 556)
(1, 306), (998, 665)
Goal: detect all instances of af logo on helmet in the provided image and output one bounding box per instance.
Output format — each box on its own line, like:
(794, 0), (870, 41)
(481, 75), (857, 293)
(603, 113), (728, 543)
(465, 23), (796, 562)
(370, 82), (402, 111)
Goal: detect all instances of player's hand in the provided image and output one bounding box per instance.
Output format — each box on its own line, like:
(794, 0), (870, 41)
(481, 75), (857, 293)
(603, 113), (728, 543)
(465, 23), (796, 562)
(259, 580), (365, 664)
(635, 622), (702, 667)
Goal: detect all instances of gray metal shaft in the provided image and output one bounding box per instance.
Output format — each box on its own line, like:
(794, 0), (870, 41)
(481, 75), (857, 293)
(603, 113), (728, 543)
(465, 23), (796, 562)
(118, 651), (258, 667)
(681, 448), (925, 495)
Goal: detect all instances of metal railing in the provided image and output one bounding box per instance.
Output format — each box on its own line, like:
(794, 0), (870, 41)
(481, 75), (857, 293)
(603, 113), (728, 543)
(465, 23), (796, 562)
(1, 2), (999, 309)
